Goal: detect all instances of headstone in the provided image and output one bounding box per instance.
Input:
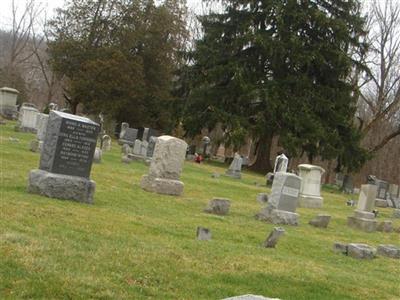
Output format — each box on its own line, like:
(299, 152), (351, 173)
(298, 164), (325, 208)
(393, 209), (400, 218)
(342, 175), (354, 194)
(211, 173), (220, 179)
(29, 139), (40, 152)
(146, 136), (157, 157)
(121, 144), (131, 155)
(140, 140), (148, 157)
(225, 152), (242, 179)
(121, 155), (132, 164)
(335, 173), (344, 187)
(204, 198), (231, 215)
(273, 153), (288, 173)
(309, 214), (331, 228)
(93, 147), (102, 163)
(28, 111), (100, 203)
(18, 106), (39, 133)
(133, 139), (142, 155)
(119, 123), (138, 146)
(140, 135), (187, 196)
(256, 172), (301, 226)
(36, 113), (49, 142)
(0, 87), (19, 119)
(263, 227), (285, 248)
(102, 135), (111, 151)
(389, 184), (399, 199)
(347, 184), (378, 232)
(377, 221), (393, 232)
(347, 243), (376, 260)
(196, 227), (211, 241)
(377, 245), (400, 259)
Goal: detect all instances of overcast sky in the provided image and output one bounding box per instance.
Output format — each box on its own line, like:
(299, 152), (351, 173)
(0, 0), (206, 30)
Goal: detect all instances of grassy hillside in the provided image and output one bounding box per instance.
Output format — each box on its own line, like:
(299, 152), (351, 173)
(0, 121), (399, 299)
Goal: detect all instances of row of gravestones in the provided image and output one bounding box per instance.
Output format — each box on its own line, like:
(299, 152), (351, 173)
(23, 111), (400, 231)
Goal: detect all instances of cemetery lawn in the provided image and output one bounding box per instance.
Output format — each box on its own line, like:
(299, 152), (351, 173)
(1, 122), (399, 300)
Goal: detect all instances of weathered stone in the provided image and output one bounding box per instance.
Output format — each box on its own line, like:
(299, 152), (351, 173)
(347, 243), (376, 259)
(273, 153), (288, 173)
(133, 139), (142, 155)
(298, 164), (325, 208)
(36, 113), (49, 141)
(141, 175), (184, 196)
(29, 139), (39, 152)
(146, 136), (157, 157)
(375, 198), (388, 208)
(211, 173), (220, 178)
(121, 144), (131, 155)
(93, 147), (102, 163)
(268, 172), (301, 212)
(258, 208), (299, 226)
(223, 294), (280, 300)
(119, 124), (137, 146)
(377, 244), (400, 259)
(333, 242), (348, 254)
(263, 227), (285, 248)
(121, 155), (132, 164)
(28, 169), (95, 204)
(347, 216), (377, 232)
(225, 152), (242, 179)
(18, 106), (39, 133)
(140, 140), (148, 157)
(392, 209), (400, 219)
(357, 184), (377, 212)
(353, 210), (375, 220)
(204, 198), (231, 215)
(377, 220), (393, 232)
(197, 227), (211, 241)
(257, 193), (268, 204)
(102, 135), (111, 151)
(309, 214), (331, 228)
(0, 87), (19, 118)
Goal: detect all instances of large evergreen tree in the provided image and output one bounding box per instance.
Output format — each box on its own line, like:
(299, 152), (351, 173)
(48, 0), (188, 130)
(181, 0), (368, 172)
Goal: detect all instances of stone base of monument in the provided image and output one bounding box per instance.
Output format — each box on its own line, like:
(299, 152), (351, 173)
(225, 169), (241, 179)
(140, 175), (184, 196)
(256, 207), (299, 226)
(128, 153), (147, 161)
(28, 169), (95, 204)
(347, 210), (377, 232)
(298, 194), (323, 208)
(375, 198), (388, 208)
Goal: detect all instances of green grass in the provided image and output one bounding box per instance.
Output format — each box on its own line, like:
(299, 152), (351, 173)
(0, 121), (399, 300)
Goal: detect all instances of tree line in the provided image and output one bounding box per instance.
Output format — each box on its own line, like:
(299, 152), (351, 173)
(1, 0), (399, 175)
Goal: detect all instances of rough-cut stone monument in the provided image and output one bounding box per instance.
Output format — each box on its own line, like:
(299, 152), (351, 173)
(204, 198), (231, 215)
(298, 164), (325, 208)
(256, 172), (301, 225)
(28, 111), (100, 203)
(140, 135), (187, 196)
(225, 152), (242, 179)
(347, 184), (378, 232)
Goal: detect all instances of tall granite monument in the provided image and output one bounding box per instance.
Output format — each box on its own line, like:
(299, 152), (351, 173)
(28, 111), (100, 203)
(140, 135), (187, 196)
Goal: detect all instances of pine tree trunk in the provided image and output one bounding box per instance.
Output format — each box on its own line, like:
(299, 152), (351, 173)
(248, 133), (274, 173)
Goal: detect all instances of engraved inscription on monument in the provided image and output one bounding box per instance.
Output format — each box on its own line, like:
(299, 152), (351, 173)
(53, 119), (99, 177)
(39, 111), (100, 178)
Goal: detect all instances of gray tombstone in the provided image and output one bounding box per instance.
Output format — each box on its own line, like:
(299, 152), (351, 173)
(263, 227), (285, 248)
(225, 152), (242, 179)
(133, 139), (142, 155)
(257, 172), (301, 225)
(140, 140), (148, 157)
(101, 135), (111, 151)
(119, 123), (137, 146)
(28, 111), (100, 203)
(146, 136), (157, 157)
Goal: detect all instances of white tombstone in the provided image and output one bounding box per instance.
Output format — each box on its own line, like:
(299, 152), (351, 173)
(225, 152), (243, 179)
(140, 140), (148, 157)
(36, 113), (49, 141)
(0, 87), (19, 118)
(133, 139), (142, 155)
(119, 122), (129, 139)
(273, 153), (288, 173)
(297, 164), (325, 208)
(140, 135), (187, 196)
(102, 135), (111, 151)
(19, 106), (39, 133)
(357, 184), (378, 212)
